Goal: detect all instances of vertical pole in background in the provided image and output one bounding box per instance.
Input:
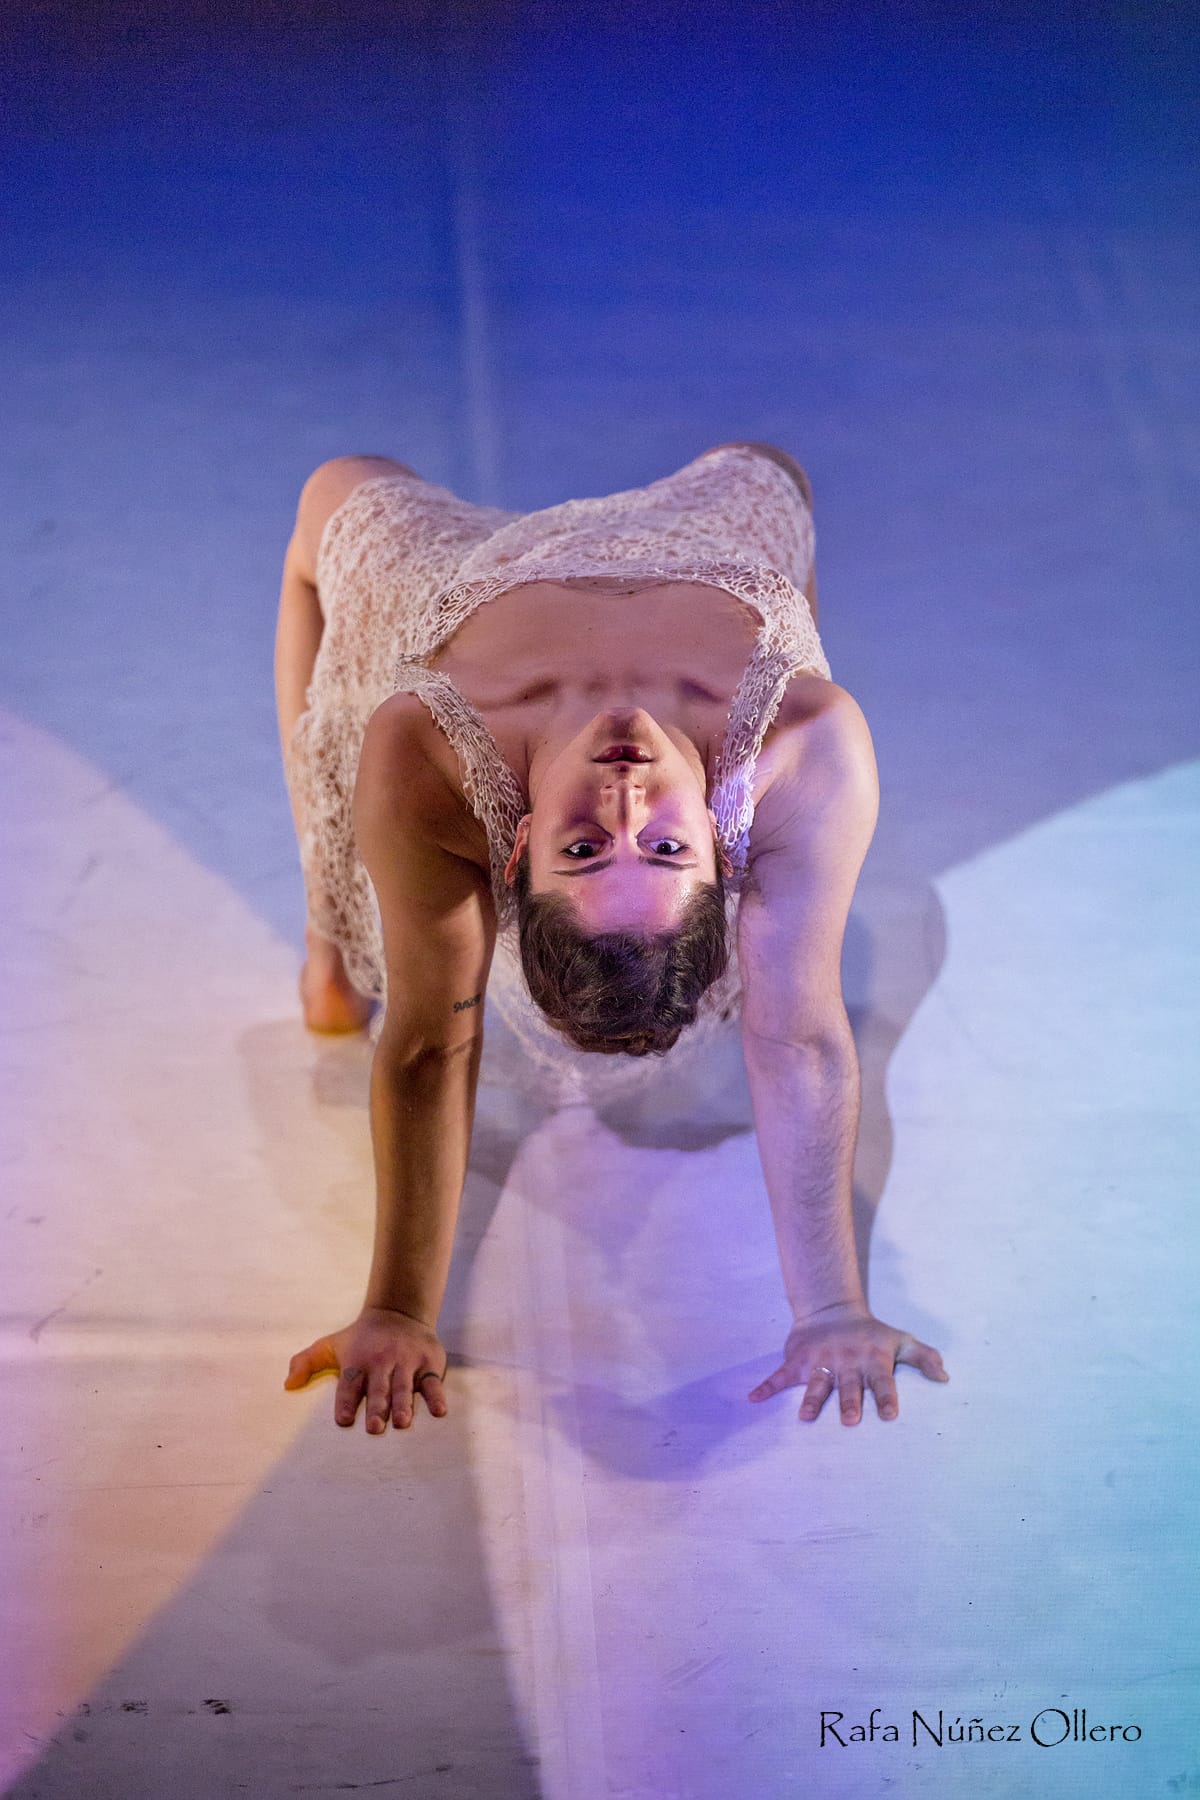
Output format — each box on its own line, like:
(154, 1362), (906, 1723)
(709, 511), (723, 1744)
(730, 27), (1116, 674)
(429, 11), (504, 507)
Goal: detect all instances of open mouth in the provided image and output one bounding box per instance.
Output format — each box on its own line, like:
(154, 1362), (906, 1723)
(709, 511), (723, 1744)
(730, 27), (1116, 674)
(592, 744), (655, 762)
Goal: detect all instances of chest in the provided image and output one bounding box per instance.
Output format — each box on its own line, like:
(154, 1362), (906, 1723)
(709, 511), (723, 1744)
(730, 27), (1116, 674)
(431, 575), (759, 682)
(427, 578), (759, 761)
(406, 578), (830, 872)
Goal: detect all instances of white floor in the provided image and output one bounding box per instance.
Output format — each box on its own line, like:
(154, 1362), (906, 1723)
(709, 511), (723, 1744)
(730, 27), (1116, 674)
(1, 7), (1197, 1797)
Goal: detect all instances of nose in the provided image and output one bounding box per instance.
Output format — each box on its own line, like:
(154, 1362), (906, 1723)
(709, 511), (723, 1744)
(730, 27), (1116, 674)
(595, 770), (647, 827)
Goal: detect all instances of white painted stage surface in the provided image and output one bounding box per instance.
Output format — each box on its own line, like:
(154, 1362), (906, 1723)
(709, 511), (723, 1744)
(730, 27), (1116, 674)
(1, 705), (1195, 1798)
(2, 7), (1198, 1795)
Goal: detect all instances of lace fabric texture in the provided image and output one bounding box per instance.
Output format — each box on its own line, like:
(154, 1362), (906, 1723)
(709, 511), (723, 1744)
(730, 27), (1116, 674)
(286, 444), (831, 1105)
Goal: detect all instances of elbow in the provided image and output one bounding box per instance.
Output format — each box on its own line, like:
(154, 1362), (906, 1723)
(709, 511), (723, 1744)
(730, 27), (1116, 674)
(740, 1011), (856, 1067)
(373, 1019), (484, 1079)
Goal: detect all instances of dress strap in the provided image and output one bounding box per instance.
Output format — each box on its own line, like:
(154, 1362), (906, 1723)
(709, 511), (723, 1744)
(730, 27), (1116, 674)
(392, 660), (526, 924)
(709, 610), (831, 874)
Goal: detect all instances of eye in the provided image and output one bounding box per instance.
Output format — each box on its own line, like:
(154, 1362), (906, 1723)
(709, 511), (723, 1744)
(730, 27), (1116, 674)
(562, 838), (604, 859)
(649, 838), (686, 856)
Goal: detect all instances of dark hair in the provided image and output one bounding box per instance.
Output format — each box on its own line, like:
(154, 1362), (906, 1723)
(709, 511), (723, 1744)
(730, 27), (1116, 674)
(512, 845), (730, 1056)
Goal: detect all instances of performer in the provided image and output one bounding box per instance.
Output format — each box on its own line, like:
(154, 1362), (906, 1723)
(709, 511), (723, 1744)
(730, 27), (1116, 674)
(276, 443), (949, 1433)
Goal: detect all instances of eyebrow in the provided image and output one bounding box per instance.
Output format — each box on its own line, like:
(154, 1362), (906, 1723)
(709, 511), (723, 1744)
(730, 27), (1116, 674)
(553, 855), (701, 878)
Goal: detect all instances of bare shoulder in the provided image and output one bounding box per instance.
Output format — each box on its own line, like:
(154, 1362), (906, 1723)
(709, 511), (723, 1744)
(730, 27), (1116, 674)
(735, 677), (878, 1041)
(290, 454), (421, 583)
(761, 675), (875, 778)
(749, 679), (879, 860)
(355, 692), (487, 869)
(353, 693), (497, 1053)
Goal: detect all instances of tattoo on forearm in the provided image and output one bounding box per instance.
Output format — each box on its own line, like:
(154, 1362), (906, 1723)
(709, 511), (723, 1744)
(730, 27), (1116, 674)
(452, 993), (482, 1013)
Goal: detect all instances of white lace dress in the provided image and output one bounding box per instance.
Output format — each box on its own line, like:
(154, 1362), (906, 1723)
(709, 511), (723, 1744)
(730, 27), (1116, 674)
(286, 444), (831, 1106)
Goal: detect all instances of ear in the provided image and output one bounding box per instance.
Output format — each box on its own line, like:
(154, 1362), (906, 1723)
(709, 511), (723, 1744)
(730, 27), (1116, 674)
(503, 814), (533, 887)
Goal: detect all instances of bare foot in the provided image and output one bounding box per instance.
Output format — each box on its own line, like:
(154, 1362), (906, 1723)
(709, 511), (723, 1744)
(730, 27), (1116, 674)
(300, 930), (374, 1034)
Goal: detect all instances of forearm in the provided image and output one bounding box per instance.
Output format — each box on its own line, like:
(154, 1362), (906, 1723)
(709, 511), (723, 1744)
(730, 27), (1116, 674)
(742, 1021), (867, 1322)
(362, 1030), (483, 1325)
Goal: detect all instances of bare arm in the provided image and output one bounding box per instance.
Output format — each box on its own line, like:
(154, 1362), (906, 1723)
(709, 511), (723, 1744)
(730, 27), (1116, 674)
(285, 693), (495, 1431)
(738, 687), (877, 1315)
(737, 686), (948, 1423)
(356, 696), (496, 1325)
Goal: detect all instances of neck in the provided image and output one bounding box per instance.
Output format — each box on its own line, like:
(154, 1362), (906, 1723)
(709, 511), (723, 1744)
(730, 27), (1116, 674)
(524, 683), (712, 806)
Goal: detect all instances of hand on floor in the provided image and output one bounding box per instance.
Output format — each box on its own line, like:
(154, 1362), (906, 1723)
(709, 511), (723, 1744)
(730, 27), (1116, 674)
(285, 1306), (450, 1432)
(748, 1303), (948, 1424)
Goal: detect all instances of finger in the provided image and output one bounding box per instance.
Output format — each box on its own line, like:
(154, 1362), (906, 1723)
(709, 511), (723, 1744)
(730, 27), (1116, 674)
(869, 1367), (900, 1421)
(748, 1364), (789, 1403)
(364, 1369), (393, 1436)
(838, 1370), (864, 1425)
(284, 1339), (336, 1390)
(896, 1339), (950, 1382)
(334, 1365), (366, 1428)
(798, 1365), (836, 1422)
(391, 1377), (416, 1430)
(415, 1372), (448, 1418)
